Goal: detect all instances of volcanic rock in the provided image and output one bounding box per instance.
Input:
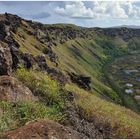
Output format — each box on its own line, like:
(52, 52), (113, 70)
(0, 43), (12, 75)
(69, 72), (91, 90)
(0, 76), (37, 103)
(1, 119), (83, 139)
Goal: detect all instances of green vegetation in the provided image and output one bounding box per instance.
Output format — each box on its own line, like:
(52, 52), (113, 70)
(0, 101), (64, 132)
(66, 84), (140, 138)
(95, 37), (128, 57)
(15, 67), (64, 107)
(105, 54), (140, 112)
(12, 26), (45, 56)
(45, 23), (80, 29)
(12, 23), (139, 107)
(128, 37), (140, 51)
(54, 38), (123, 102)
(0, 67), (67, 132)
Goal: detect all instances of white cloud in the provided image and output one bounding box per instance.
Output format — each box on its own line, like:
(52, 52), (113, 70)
(0, 1), (140, 27)
(55, 2), (94, 18)
(54, 1), (140, 20)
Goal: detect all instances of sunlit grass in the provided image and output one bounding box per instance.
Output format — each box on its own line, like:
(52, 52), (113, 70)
(65, 84), (140, 138)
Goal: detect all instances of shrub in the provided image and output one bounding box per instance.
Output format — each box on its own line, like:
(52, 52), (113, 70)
(15, 67), (64, 107)
(0, 101), (17, 132)
(0, 68), (68, 132)
(0, 101), (65, 132)
(15, 101), (65, 123)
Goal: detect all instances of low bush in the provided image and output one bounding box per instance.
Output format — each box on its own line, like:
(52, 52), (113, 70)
(15, 67), (64, 107)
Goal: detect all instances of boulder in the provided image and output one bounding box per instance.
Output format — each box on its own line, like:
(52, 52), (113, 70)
(11, 47), (35, 70)
(46, 67), (69, 85)
(22, 53), (35, 69)
(0, 13), (21, 41)
(67, 91), (75, 101)
(0, 22), (7, 40)
(69, 72), (91, 90)
(0, 76), (37, 103)
(43, 46), (58, 64)
(35, 54), (48, 70)
(10, 46), (22, 69)
(0, 43), (12, 75)
(1, 119), (83, 139)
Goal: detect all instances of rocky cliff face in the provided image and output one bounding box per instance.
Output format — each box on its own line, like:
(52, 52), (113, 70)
(103, 27), (140, 41)
(0, 43), (12, 75)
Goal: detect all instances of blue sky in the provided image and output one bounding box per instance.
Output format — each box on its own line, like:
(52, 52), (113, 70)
(0, 1), (140, 27)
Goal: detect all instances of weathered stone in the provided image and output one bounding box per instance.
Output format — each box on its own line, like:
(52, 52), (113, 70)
(45, 67), (68, 85)
(0, 76), (37, 103)
(69, 72), (91, 90)
(22, 53), (35, 69)
(35, 55), (68, 85)
(63, 104), (104, 138)
(35, 54), (48, 70)
(10, 46), (22, 69)
(0, 22), (7, 40)
(1, 119), (83, 139)
(43, 46), (58, 63)
(67, 91), (75, 101)
(0, 43), (12, 75)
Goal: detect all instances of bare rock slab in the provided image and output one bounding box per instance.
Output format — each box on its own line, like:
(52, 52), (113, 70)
(0, 76), (37, 103)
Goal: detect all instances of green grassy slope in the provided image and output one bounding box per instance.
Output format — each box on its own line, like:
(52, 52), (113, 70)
(11, 23), (140, 104)
(66, 84), (140, 138)
(53, 37), (127, 102)
(3, 20), (140, 138)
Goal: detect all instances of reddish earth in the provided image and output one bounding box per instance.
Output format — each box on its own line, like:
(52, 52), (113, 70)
(1, 119), (83, 139)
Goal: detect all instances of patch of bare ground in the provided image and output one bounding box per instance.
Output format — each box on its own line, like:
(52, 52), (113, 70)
(1, 119), (83, 139)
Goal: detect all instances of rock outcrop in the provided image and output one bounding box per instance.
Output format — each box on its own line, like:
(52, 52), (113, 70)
(36, 55), (68, 85)
(22, 53), (35, 69)
(0, 76), (37, 103)
(102, 27), (140, 41)
(69, 72), (91, 90)
(46, 68), (69, 85)
(1, 119), (83, 139)
(10, 46), (22, 69)
(0, 43), (12, 75)
(43, 46), (58, 64)
(35, 54), (48, 70)
(64, 103), (113, 138)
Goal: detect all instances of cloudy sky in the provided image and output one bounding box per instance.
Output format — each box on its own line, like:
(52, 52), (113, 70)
(0, 1), (140, 27)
